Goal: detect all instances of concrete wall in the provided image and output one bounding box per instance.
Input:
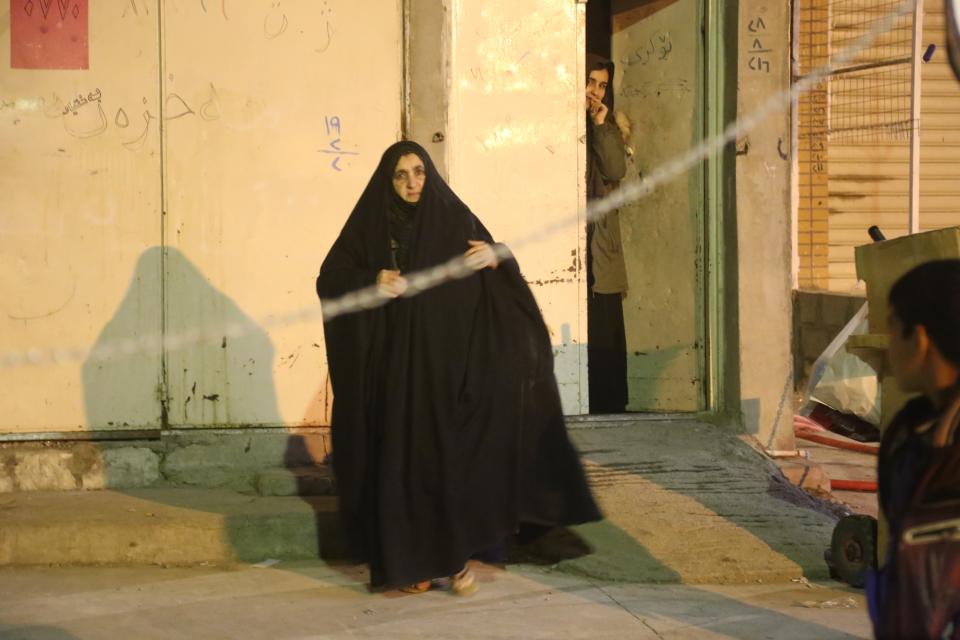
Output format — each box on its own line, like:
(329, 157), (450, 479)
(0, 429), (331, 493)
(1, 0), (591, 435)
(3, 1), (784, 441)
(406, 0), (451, 177)
(612, 0), (706, 412)
(1, 3), (163, 433)
(735, 0), (796, 450)
(443, 0), (588, 412)
(0, 1), (403, 435)
(793, 291), (865, 390)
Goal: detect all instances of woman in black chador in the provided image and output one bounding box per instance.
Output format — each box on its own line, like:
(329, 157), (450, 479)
(316, 141), (601, 594)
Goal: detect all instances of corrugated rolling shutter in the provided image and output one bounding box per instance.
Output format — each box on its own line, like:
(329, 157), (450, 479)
(825, 1), (914, 292)
(796, 1), (960, 292)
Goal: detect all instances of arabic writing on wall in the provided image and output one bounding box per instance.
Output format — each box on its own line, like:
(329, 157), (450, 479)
(623, 31), (674, 68)
(319, 116), (359, 172)
(120, 0), (335, 51)
(57, 87), (220, 150)
(745, 14), (773, 74)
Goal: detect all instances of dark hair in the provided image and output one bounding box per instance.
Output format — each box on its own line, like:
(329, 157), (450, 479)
(889, 259), (960, 366)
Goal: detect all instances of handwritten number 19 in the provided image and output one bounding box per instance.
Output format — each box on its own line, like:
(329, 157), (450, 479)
(324, 116), (341, 137)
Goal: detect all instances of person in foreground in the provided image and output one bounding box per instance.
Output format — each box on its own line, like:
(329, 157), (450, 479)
(868, 259), (960, 638)
(316, 141), (602, 595)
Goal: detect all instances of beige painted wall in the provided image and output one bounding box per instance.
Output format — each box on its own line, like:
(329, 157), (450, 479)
(1, 2), (163, 432)
(736, 0), (795, 449)
(0, 1), (403, 434)
(445, 0), (588, 413)
(160, 1), (402, 428)
(1, 0), (587, 433)
(4, 1), (787, 433)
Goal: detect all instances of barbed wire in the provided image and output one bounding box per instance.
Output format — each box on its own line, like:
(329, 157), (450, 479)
(0, 0), (917, 370)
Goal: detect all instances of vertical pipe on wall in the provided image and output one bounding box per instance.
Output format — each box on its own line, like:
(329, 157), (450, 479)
(909, 0), (924, 234)
(401, 0), (411, 140)
(705, 0), (734, 417)
(576, 0), (589, 413)
(157, 0), (169, 428)
(790, 0), (801, 288)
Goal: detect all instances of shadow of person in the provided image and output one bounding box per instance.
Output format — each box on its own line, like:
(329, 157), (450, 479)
(81, 246), (312, 561)
(281, 429), (351, 566)
(81, 247), (164, 437)
(82, 245), (282, 437)
(0, 625), (81, 640)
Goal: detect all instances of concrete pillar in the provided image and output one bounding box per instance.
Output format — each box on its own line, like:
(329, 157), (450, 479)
(405, 0), (452, 178)
(735, 0), (796, 450)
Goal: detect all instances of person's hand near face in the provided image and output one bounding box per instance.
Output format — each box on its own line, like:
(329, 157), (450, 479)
(586, 67), (610, 126)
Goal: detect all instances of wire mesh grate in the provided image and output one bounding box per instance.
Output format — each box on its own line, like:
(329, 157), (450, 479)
(798, 0), (916, 143)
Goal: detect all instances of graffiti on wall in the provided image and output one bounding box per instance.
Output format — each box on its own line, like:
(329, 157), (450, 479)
(319, 116), (359, 172)
(745, 13), (773, 74)
(623, 30), (674, 68)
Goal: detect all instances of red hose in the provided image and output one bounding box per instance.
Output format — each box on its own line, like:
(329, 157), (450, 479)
(795, 430), (880, 455)
(830, 479), (878, 492)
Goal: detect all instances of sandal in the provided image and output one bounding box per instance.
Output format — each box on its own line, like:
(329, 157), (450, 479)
(450, 567), (478, 596)
(400, 580), (431, 594)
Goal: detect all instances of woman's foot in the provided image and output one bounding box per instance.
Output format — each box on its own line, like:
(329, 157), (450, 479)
(400, 580), (431, 594)
(450, 566), (478, 596)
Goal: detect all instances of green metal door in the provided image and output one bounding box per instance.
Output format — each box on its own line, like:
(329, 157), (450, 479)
(611, 0), (708, 412)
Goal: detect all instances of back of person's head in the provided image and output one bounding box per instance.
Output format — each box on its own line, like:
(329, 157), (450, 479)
(889, 259), (960, 367)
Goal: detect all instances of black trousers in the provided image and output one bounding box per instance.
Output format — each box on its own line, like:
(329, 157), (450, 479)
(587, 292), (628, 413)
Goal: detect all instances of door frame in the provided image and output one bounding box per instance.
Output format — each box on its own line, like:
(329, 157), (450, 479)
(580, 0), (735, 419)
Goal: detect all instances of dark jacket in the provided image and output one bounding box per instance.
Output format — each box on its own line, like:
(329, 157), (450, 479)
(586, 54), (628, 294)
(869, 393), (960, 638)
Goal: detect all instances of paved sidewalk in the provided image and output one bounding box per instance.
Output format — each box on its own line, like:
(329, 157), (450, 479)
(0, 562), (871, 639)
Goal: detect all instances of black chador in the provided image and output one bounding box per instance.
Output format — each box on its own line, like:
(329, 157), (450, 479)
(317, 141), (601, 590)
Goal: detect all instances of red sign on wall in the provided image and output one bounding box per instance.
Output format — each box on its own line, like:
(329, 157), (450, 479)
(10, 0), (89, 70)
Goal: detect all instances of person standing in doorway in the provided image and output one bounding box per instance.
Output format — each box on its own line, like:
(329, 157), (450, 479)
(586, 53), (629, 413)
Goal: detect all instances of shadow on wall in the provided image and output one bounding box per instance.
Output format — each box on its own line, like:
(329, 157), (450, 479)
(742, 380), (794, 450)
(82, 245), (282, 434)
(81, 246), (164, 434)
(81, 246), (287, 491)
(79, 246), (341, 561)
(0, 625), (81, 639)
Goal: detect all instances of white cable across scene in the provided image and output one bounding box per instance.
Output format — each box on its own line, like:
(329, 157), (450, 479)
(0, 0), (918, 370)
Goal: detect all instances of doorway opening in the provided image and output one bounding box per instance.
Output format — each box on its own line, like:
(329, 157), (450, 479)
(585, 0), (709, 415)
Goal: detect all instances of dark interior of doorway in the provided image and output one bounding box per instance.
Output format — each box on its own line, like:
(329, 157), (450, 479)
(585, 0), (627, 415)
(586, 0), (612, 59)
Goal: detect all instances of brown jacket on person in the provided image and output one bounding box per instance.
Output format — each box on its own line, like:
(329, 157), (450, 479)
(587, 116), (628, 294)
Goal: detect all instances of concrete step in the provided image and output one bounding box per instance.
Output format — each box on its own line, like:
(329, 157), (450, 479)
(256, 466), (335, 497)
(0, 489), (349, 566)
(0, 423), (842, 585)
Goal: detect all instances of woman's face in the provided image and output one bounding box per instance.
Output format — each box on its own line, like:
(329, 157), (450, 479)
(392, 153), (426, 204)
(586, 68), (609, 106)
